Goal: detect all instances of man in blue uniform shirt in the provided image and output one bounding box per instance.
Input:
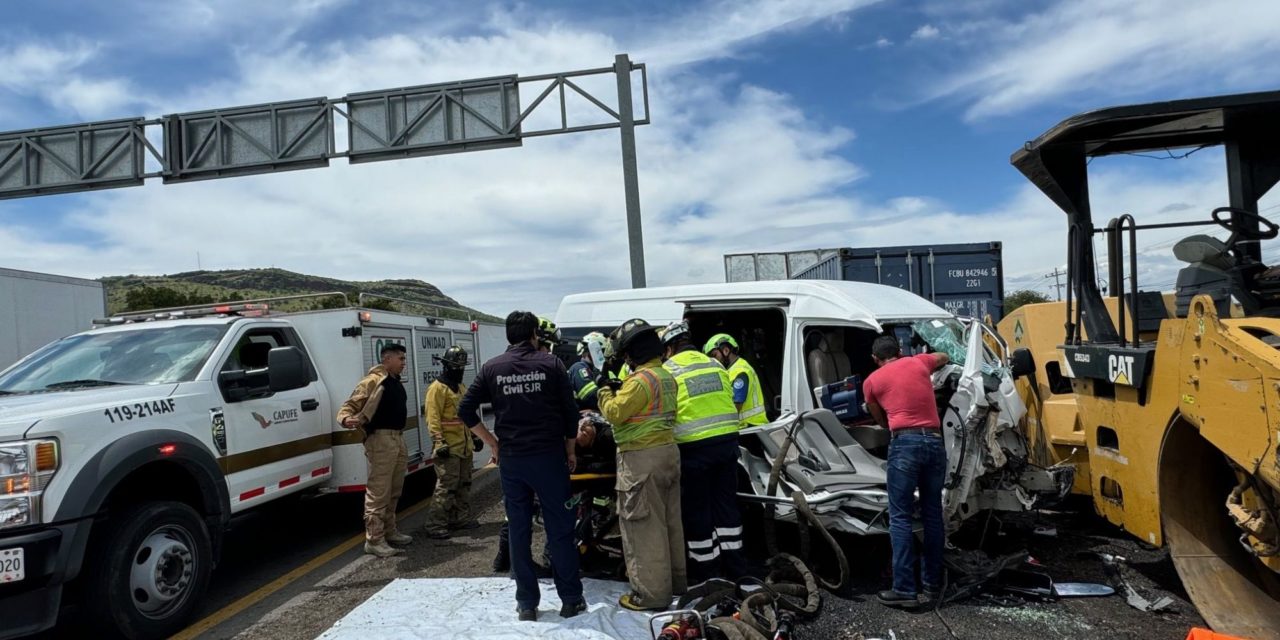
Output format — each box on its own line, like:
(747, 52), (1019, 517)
(460, 311), (585, 622)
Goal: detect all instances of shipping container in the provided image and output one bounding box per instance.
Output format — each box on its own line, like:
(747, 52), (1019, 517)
(0, 267), (107, 370)
(792, 242), (1005, 320)
(723, 249), (839, 282)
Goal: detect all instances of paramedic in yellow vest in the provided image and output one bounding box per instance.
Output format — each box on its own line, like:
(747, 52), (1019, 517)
(596, 318), (687, 611)
(663, 322), (748, 582)
(705, 333), (768, 427)
(423, 346), (480, 539)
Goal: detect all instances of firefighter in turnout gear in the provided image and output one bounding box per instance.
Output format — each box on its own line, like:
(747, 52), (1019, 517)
(596, 318), (687, 611)
(705, 333), (768, 427)
(665, 322), (749, 582)
(423, 346), (479, 539)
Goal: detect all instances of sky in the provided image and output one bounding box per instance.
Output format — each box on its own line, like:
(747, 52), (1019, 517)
(3, 0), (1280, 316)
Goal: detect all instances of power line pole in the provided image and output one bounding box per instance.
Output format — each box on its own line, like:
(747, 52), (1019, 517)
(1045, 267), (1067, 301)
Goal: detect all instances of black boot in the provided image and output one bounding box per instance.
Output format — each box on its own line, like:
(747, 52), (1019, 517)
(877, 590), (920, 610)
(493, 522), (511, 573)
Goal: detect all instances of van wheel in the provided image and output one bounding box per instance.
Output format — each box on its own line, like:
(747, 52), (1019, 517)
(87, 501), (213, 639)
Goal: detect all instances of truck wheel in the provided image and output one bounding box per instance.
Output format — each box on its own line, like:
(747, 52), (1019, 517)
(87, 501), (213, 639)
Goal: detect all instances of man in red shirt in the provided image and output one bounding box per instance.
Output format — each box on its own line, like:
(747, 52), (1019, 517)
(862, 335), (950, 610)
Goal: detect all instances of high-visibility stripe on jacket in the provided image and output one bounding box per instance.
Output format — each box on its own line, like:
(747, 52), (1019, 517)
(603, 361), (677, 452)
(663, 350), (741, 444)
(728, 356), (768, 426)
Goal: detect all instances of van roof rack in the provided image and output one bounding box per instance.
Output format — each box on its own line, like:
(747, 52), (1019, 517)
(94, 291), (351, 325)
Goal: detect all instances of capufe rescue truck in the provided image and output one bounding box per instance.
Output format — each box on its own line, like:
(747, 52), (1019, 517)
(0, 294), (501, 639)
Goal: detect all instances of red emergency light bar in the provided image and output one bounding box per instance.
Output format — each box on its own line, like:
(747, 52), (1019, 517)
(95, 303), (272, 325)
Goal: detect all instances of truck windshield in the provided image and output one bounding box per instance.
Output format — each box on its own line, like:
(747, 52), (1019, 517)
(0, 325), (228, 393)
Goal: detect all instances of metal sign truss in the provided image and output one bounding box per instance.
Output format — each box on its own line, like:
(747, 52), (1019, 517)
(0, 58), (648, 196)
(0, 55), (652, 287)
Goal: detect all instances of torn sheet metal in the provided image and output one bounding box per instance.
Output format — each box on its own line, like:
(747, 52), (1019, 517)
(738, 320), (1069, 537)
(1100, 553), (1176, 613)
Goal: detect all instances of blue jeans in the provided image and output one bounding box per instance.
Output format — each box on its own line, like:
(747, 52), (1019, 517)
(499, 451), (584, 610)
(886, 432), (946, 597)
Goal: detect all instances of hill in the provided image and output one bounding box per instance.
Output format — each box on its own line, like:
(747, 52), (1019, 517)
(100, 268), (497, 321)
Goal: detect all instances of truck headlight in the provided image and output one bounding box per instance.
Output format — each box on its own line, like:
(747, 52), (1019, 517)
(0, 439), (59, 530)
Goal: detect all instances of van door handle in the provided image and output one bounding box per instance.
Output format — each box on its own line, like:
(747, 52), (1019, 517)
(301, 399), (319, 411)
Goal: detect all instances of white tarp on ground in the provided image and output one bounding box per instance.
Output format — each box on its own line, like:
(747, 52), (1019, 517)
(317, 578), (653, 640)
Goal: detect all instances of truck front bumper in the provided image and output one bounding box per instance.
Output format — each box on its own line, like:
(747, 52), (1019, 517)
(0, 521), (86, 640)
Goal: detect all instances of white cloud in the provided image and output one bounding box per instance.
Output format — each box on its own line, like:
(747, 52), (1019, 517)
(0, 3), (883, 317)
(927, 0), (1280, 120)
(910, 24), (940, 40)
(0, 39), (142, 121)
(1, 0), (1255, 320)
(875, 36), (893, 48)
(633, 0), (882, 66)
(141, 0), (353, 44)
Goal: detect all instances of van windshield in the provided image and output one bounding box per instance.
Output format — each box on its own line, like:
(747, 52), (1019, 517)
(0, 325), (228, 393)
(910, 318), (968, 365)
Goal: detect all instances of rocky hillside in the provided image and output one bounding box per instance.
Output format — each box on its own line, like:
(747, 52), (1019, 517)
(100, 268), (495, 321)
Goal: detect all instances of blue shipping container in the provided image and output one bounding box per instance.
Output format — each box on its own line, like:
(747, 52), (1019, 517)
(793, 242), (1005, 320)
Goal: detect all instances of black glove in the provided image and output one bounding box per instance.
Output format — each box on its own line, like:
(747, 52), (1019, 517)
(472, 435), (484, 451)
(435, 443), (451, 459)
(596, 371), (622, 392)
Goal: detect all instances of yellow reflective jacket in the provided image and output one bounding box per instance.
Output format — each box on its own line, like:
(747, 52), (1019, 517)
(425, 380), (472, 455)
(598, 358), (677, 452)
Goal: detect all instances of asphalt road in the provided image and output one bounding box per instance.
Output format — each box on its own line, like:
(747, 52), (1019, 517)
(32, 468), (441, 640)
(32, 473), (1211, 640)
(217, 486), (1206, 640)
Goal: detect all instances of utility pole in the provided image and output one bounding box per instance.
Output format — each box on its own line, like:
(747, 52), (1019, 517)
(1045, 267), (1066, 301)
(615, 54), (647, 288)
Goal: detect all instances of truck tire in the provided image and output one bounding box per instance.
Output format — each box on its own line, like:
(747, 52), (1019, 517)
(85, 501), (213, 639)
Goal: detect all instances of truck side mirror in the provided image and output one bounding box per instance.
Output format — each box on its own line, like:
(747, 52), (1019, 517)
(1010, 348), (1036, 379)
(268, 346), (309, 392)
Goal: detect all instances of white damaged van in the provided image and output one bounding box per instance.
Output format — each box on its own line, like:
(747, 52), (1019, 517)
(555, 280), (1072, 535)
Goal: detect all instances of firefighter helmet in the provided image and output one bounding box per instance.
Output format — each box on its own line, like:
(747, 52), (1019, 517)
(606, 318), (656, 359)
(659, 321), (690, 346)
(577, 331), (607, 356)
(537, 317), (562, 348)
(439, 345), (468, 369)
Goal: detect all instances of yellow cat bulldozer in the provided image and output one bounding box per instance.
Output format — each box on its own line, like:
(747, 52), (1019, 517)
(998, 91), (1280, 639)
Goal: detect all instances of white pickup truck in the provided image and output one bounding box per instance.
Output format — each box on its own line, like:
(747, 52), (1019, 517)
(0, 295), (503, 639)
